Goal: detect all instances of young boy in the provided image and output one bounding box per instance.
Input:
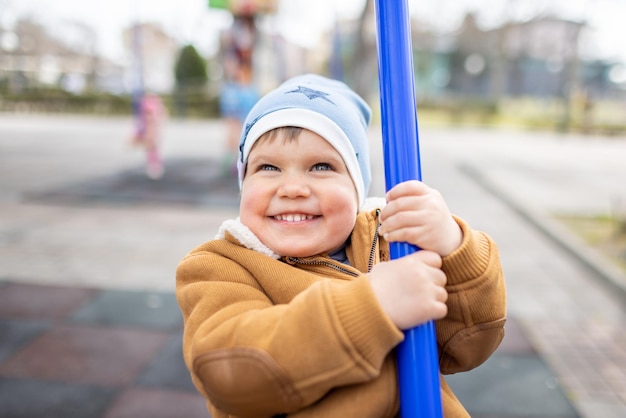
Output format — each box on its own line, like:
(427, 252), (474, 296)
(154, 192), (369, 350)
(176, 74), (506, 418)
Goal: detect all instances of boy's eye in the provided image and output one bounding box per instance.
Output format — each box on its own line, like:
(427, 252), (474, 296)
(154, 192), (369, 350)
(312, 163), (333, 171)
(260, 164), (279, 171)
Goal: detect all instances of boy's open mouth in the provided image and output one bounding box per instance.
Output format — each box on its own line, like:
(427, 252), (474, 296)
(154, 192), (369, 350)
(273, 214), (317, 222)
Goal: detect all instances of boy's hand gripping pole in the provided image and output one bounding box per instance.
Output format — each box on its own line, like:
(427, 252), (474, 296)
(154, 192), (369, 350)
(374, 1), (443, 417)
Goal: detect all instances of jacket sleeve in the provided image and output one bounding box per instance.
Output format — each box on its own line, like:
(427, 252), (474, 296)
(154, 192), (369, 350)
(175, 243), (403, 418)
(436, 216), (507, 374)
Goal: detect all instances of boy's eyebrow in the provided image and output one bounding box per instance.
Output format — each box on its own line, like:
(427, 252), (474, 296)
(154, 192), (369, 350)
(317, 153), (345, 163)
(247, 150), (279, 161)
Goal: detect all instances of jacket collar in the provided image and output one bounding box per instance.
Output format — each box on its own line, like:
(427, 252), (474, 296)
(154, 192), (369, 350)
(215, 197), (387, 260)
(216, 219), (281, 259)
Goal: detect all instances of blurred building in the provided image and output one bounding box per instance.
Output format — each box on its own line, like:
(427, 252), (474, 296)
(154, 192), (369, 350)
(122, 22), (179, 94)
(411, 13), (623, 101)
(0, 18), (175, 96)
(251, 24), (329, 92)
(0, 18), (124, 94)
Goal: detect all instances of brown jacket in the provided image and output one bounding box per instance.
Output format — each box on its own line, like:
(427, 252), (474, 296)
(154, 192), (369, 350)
(176, 207), (506, 417)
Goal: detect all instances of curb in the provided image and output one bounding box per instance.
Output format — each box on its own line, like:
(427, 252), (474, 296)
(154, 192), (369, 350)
(460, 163), (626, 304)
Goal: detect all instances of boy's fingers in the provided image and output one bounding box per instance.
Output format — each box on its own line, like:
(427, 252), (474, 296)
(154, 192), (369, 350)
(379, 195), (423, 224)
(381, 226), (420, 245)
(379, 208), (417, 231)
(385, 180), (428, 201)
(410, 250), (442, 269)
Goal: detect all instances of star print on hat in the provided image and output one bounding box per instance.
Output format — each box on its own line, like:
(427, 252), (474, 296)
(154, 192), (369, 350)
(286, 86), (334, 103)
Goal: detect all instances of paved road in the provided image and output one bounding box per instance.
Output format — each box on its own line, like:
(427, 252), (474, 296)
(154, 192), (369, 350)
(1, 113), (625, 417)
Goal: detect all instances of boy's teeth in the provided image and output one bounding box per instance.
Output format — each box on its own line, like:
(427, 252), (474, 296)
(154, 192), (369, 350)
(275, 214), (313, 221)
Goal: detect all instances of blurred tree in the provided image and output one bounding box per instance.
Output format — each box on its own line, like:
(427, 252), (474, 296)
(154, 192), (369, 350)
(174, 44), (208, 89)
(173, 44), (208, 117)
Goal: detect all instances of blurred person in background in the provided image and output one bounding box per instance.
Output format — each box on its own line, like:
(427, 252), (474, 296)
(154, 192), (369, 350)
(219, 13), (260, 175)
(130, 93), (167, 180)
(219, 61), (259, 175)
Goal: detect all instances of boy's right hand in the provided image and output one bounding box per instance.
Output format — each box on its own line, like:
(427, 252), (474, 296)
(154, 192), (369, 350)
(369, 250), (448, 330)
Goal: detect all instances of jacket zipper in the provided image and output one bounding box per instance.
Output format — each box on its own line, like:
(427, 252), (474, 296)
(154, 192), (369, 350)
(367, 209), (381, 273)
(286, 257), (360, 277)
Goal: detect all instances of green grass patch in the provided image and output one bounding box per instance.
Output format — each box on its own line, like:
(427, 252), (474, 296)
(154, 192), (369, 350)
(555, 214), (626, 273)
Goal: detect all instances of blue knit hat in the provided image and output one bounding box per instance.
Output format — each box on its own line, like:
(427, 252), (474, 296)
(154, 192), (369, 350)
(238, 74), (372, 207)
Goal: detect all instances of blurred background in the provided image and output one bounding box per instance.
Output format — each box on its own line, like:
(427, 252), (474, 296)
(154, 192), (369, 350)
(1, 0), (625, 133)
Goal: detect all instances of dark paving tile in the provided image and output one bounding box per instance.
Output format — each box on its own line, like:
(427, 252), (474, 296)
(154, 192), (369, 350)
(496, 316), (536, 355)
(0, 319), (49, 363)
(137, 331), (196, 391)
(446, 353), (579, 417)
(0, 378), (118, 418)
(0, 282), (98, 319)
(25, 157), (240, 208)
(0, 324), (170, 386)
(70, 289), (182, 330)
(103, 387), (209, 418)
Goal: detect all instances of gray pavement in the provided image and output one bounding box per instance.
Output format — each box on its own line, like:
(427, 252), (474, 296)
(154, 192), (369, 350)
(1, 113), (625, 417)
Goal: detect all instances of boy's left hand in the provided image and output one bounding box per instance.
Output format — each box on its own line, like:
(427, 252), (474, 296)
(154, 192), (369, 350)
(378, 180), (463, 257)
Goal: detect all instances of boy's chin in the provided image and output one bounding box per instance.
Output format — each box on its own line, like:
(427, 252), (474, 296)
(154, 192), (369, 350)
(274, 246), (325, 259)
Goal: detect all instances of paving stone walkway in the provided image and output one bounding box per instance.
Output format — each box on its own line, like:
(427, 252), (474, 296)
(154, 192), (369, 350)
(0, 280), (579, 418)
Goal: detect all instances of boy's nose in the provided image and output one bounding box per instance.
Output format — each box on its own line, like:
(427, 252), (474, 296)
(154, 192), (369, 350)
(277, 175), (311, 198)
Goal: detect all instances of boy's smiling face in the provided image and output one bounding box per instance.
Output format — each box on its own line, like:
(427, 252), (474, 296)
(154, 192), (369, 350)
(240, 129), (359, 258)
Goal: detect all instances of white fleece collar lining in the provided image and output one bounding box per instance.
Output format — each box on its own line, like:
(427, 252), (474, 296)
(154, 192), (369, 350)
(216, 197), (387, 258)
(216, 219), (280, 259)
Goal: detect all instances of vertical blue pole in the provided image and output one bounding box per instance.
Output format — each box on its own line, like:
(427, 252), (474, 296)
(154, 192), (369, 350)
(374, 1), (443, 417)
(329, 19), (344, 81)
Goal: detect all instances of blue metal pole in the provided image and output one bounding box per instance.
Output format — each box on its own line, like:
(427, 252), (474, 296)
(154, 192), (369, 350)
(374, 1), (443, 417)
(329, 19), (344, 81)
